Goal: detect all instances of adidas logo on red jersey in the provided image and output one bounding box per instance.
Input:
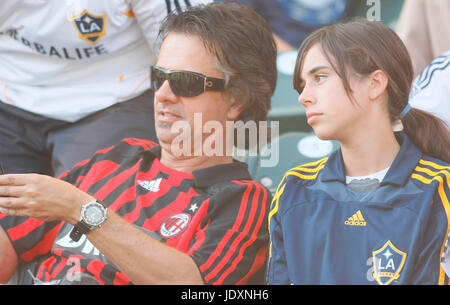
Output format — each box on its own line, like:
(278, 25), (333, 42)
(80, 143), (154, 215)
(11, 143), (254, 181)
(137, 178), (162, 192)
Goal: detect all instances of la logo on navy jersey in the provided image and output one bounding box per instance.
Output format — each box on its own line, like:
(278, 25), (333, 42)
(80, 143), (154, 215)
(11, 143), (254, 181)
(372, 240), (407, 285)
(72, 9), (106, 44)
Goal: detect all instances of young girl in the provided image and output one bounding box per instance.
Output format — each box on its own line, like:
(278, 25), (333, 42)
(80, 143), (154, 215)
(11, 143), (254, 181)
(267, 19), (450, 285)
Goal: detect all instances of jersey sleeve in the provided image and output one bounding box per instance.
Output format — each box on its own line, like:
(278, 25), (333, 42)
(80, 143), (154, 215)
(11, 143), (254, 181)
(0, 138), (158, 264)
(0, 213), (63, 263)
(58, 137), (158, 189)
(413, 166), (450, 284)
(188, 180), (271, 285)
(130, 0), (212, 53)
(266, 176), (290, 284)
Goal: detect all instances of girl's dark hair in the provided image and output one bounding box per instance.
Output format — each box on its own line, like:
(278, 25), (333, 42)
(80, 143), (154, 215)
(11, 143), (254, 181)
(158, 1), (278, 150)
(293, 18), (450, 163)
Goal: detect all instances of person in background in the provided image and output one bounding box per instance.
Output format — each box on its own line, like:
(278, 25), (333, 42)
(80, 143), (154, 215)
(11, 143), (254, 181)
(396, 0), (450, 77)
(409, 50), (450, 129)
(214, 0), (354, 51)
(0, 0), (210, 177)
(267, 19), (450, 285)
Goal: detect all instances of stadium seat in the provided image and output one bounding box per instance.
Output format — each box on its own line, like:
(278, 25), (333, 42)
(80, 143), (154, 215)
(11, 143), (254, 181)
(245, 132), (340, 193)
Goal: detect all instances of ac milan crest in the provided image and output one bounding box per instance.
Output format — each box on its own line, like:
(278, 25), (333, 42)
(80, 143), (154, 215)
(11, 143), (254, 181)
(159, 213), (191, 238)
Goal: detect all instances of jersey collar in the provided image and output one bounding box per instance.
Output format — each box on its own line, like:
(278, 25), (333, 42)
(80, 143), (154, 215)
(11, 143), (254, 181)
(145, 145), (251, 188)
(322, 132), (422, 187)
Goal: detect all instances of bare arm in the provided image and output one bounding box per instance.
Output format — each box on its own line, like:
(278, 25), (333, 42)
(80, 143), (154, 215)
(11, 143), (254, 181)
(0, 226), (18, 283)
(85, 210), (203, 285)
(0, 174), (203, 284)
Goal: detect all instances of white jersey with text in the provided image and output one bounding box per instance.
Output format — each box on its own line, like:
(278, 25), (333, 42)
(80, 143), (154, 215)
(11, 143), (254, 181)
(409, 50), (450, 129)
(0, 0), (210, 122)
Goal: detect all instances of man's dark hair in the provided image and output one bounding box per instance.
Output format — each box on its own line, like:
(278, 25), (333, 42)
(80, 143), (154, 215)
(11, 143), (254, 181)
(158, 1), (278, 149)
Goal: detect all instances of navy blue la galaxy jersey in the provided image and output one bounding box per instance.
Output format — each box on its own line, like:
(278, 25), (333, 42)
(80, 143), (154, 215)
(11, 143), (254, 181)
(0, 138), (270, 285)
(267, 132), (450, 285)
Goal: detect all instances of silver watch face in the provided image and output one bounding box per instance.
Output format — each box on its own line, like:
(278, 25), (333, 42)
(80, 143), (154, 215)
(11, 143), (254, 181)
(82, 203), (106, 226)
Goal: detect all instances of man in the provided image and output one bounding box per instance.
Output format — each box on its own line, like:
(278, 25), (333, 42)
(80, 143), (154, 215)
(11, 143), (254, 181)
(0, 2), (277, 285)
(0, 0), (209, 177)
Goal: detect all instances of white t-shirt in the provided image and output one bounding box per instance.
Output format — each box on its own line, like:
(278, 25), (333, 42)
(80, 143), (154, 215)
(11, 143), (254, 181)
(346, 167), (390, 185)
(346, 167), (390, 193)
(409, 49), (450, 129)
(0, 0), (210, 122)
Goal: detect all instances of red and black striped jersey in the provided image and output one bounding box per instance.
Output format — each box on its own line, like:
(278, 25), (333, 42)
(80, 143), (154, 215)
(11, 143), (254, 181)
(0, 138), (271, 285)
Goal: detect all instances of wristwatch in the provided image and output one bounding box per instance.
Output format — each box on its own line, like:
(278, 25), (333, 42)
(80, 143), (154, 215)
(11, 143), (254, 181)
(70, 199), (108, 242)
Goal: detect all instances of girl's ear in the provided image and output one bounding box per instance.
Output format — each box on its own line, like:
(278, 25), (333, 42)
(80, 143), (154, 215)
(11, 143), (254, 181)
(367, 69), (389, 101)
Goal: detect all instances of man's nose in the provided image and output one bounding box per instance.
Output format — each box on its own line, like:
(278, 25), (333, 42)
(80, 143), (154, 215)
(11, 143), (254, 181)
(154, 80), (178, 104)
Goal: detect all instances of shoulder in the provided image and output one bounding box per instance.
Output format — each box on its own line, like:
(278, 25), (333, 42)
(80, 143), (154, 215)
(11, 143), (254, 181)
(58, 137), (158, 181)
(410, 156), (450, 252)
(194, 159), (271, 207)
(282, 157), (329, 185)
(113, 137), (159, 155)
(410, 155), (449, 215)
(410, 155), (450, 188)
(411, 50), (450, 97)
(204, 179), (271, 227)
(269, 157), (328, 221)
(84, 137), (157, 166)
(89, 137), (157, 161)
(210, 179), (272, 208)
(275, 157), (329, 199)
(233, 179), (272, 205)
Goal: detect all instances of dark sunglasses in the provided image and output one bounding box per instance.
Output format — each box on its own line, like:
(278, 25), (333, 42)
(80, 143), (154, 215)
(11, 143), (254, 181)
(150, 66), (226, 97)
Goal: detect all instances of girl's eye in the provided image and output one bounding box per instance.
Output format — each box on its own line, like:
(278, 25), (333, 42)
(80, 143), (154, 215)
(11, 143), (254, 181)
(314, 74), (327, 82)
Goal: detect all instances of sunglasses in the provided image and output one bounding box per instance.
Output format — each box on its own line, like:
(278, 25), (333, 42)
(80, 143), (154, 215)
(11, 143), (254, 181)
(150, 66), (226, 97)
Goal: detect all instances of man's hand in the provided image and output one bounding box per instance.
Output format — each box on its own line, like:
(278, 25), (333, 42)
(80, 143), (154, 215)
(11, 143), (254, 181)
(0, 174), (204, 284)
(0, 174), (94, 224)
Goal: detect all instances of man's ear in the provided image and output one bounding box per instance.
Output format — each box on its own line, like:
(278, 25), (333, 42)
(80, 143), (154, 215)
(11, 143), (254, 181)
(227, 98), (243, 121)
(368, 69), (388, 101)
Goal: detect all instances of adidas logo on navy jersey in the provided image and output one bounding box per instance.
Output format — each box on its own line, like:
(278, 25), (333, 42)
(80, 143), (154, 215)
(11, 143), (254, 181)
(137, 178), (162, 192)
(345, 210), (366, 226)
